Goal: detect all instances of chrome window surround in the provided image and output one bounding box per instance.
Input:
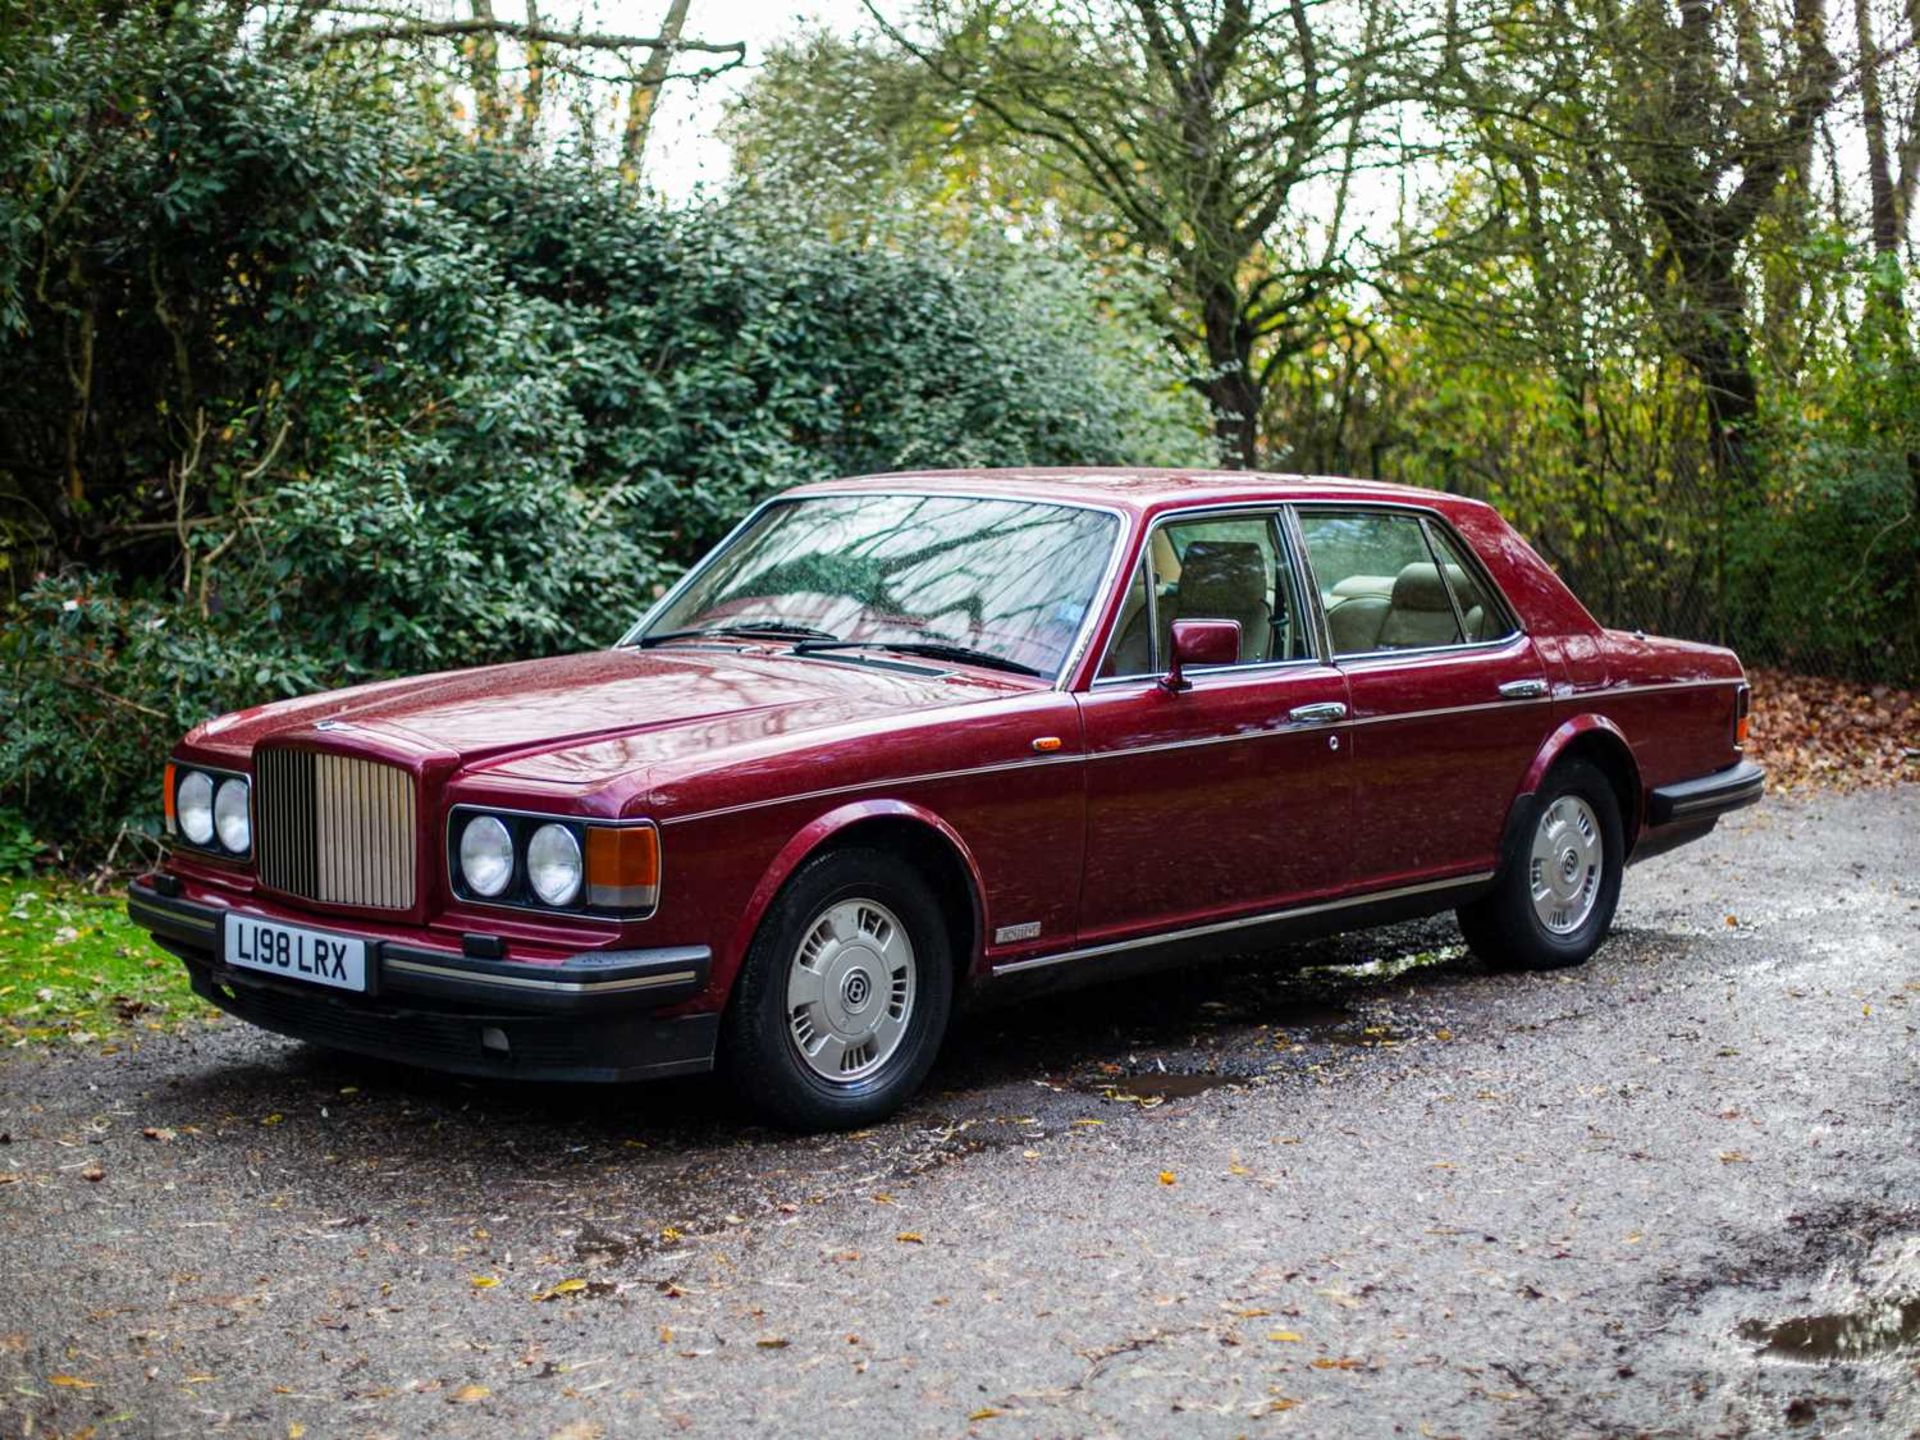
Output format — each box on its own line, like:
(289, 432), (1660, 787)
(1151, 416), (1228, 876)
(616, 490), (1132, 691)
(1088, 501), (1331, 687)
(1291, 499), (1526, 663)
(444, 804), (660, 921)
(1091, 503), (1320, 684)
(168, 760), (252, 864)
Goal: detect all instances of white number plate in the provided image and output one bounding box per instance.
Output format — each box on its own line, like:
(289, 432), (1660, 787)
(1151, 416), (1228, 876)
(223, 913), (368, 993)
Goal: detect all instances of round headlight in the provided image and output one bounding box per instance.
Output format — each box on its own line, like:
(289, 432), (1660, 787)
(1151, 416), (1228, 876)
(459, 815), (515, 897)
(177, 770), (215, 845)
(214, 777), (251, 854)
(526, 824), (583, 907)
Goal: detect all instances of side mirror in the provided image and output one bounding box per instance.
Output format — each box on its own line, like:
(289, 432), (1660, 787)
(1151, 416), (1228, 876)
(1162, 619), (1241, 692)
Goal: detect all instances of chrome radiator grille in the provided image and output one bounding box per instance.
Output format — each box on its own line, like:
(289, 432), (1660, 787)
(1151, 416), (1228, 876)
(254, 749), (418, 909)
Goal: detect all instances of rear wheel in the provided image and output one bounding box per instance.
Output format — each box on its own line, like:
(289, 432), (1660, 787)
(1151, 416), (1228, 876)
(1458, 759), (1624, 971)
(722, 847), (953, 1131)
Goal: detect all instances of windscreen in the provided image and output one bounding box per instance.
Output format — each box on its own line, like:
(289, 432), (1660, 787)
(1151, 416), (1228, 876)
(637, 493), (1121, 678)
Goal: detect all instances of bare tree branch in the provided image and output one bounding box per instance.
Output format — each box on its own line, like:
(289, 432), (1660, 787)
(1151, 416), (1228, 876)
(303, 15), (745, 59)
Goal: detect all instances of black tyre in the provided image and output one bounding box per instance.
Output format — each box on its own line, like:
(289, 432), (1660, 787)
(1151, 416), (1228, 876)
(721, 846), (953, 1131)
(1457, 759), (1625, 971)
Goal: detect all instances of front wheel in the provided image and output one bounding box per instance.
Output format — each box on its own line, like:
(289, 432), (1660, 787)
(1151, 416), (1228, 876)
(1457, 759), (1625, 971)
(721, 847), (953, 1131)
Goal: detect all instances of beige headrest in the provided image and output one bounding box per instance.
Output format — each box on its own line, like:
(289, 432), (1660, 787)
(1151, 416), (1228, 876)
(1391, 562), (1455, 613)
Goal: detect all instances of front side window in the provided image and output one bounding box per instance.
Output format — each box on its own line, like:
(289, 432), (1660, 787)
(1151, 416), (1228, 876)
(1301, 510), (1465, 655)
(637, 493), (1119, 679)
(1099, 511), (1309, 677)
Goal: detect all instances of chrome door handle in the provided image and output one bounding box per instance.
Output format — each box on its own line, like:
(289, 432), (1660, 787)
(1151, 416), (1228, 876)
(1498, 679), (1549, 700)
(1289, 701), (1349, 724)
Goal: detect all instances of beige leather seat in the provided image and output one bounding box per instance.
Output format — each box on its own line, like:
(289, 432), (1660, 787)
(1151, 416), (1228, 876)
(1163, 540), (1271, 662)
(1376, 562), (1464, 649)
(1326, 591), (1389, 653)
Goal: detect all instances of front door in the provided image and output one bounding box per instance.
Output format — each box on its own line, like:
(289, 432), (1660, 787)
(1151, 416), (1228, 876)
(1074, 509), (1353, 947)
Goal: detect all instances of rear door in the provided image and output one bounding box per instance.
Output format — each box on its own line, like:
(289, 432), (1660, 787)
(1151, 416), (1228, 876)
(1295, 505), (1553, 889)
(1074, 508), (1353, 947)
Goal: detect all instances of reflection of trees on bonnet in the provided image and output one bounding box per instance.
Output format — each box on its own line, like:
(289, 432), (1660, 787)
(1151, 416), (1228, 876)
(661, 494), (1118, 673)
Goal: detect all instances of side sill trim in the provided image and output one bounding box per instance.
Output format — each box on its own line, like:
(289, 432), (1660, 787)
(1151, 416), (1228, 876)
(990, 871), (1494, 976)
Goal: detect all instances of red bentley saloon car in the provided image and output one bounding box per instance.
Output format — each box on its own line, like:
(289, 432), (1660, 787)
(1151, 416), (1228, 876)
(130, 470), (1762, 1128)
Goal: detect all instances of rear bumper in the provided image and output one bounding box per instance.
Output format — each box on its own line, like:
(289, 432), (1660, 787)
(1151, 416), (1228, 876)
(128, 878), (719, 1082)
(1648, 759), (1766, 826)
(1630, 759), (1765, 865)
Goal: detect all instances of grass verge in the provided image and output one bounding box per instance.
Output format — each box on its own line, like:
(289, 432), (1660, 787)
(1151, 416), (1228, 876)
(0, 874), (211, 1050)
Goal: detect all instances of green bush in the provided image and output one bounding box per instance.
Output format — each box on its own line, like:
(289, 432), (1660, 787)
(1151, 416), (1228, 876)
(1726, 448), (1920, 682)
(0, 577), (334, 861)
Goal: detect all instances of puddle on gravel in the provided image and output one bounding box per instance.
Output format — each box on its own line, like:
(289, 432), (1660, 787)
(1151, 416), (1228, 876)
(572, 1219), (648, 1265)
(1317, 1022), (1412, 1048)
(1076, 1071), (1245, 1104)
(1295, 945), (1467, 987)
(1269, 1001), (1356, 1032)
(1738, 1297), (1920, 1362)
(1734, 1232), (1920, 1364)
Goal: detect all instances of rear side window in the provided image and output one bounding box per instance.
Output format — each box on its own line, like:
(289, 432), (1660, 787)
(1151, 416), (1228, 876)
(1301, 511), (1464, 655)
(1424, 523), (1512, 642)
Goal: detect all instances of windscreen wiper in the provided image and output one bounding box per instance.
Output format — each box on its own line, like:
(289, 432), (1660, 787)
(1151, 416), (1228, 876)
(792, 638), (1044, 677)
(636, 621), (840, 648)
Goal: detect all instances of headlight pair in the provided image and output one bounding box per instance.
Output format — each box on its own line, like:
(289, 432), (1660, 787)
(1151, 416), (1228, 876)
(459, 815), (581, 907)
(167, 763), (251, 858)
(449, 809), (659, 916)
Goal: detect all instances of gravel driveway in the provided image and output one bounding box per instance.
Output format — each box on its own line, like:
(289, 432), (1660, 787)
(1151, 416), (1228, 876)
(3, 789), (1916, 1438)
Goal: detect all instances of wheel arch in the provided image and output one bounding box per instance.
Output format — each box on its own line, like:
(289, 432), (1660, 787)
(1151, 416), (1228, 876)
(723, 800), (986, 998)
(1516, 715), (1644, 850)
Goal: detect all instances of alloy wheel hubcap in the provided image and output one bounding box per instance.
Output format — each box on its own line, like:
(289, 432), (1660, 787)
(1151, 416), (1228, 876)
(1529, 795), (1602, 935)
(787, 898), (915, 1083)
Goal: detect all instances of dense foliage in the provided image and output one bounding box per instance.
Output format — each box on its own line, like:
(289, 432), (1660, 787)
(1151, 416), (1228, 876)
(0, 10), (1207, 861)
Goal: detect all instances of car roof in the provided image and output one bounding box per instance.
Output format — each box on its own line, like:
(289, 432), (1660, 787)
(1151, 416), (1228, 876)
(788, 467), (1483, 520)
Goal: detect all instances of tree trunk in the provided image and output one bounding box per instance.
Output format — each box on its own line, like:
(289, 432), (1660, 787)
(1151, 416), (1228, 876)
(1691, 318), (1760, 492)
(622, 0), (691, 178)
(515, 0), (546, 152)
(1855, 0), (1904, 258)
(1200, 282), (1259, 468)
(466, 0), (509, 140)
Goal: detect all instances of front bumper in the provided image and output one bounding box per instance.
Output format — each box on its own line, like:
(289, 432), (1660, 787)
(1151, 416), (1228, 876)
(127, 878), (718, 1082)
